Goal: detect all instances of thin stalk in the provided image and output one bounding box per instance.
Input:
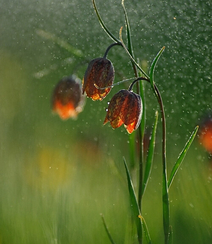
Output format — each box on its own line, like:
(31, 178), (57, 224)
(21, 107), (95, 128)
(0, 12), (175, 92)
(139, 76), (146, 200)
(121, 3), (143, 242)
(129, 77), (148, 210)
(130, 77), (170, 244)
(131, 72), (143, 213)
(92, 0), (120, 43)
(101, 214), (117, 244)
(153, 85), (169, 243)
(121, 0), (137, 77)
(148, 45), (170, 243)
(103, 42), (122, 59)
(137, 83), (143, 211)
(128, 77), (149, 91)
(121, 2), (144, 218)
(129, 76), (146, 207)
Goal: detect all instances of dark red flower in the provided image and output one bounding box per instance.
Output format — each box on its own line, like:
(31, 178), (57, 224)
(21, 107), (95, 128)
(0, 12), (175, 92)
(82, 58), (115, 101)
(52, 76), (85, 120)
(104, 89), (142, 134)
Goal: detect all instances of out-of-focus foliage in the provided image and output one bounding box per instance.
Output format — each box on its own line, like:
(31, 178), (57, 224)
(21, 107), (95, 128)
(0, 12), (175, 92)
(0, 0), (212, 243)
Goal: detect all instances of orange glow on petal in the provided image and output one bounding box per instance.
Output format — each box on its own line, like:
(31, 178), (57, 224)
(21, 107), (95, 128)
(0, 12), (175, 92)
(200, 129), (212, 153)
(103, 116), (109, 125)
(110, 116), (123, 129)
(53, 101), (77, 119)
(126, 121), (136, 134)
(90, 93), (102, 101)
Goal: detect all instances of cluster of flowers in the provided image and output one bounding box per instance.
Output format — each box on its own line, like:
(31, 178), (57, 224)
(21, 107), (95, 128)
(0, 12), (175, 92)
(52, 51), (142, 134)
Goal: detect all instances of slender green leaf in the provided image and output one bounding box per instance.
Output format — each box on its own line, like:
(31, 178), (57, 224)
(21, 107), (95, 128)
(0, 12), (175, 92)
(149, 46), (165, 88)
(123, 157), (142, 243)
(142, 111), (158, 196)
(92, 0), (119, 43)
(129, 132), (136, 169)
(121, 0), (137, 164)
(168, 126), (199, 189)
(162, 175), (170, 244)
(101, 214), (116, 244)
(121, 0), (133, 56)
(169, 225), (173, 244)
(139, 70), (146, 139)
(122, 0), (140, 85)
(123, 158), (152, 244)
(139, 215), (152, 244)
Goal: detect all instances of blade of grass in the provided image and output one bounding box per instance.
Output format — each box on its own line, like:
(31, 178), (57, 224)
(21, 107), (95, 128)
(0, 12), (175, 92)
(139, 70), (146, 139)
(149, 46), (165, 88)
(151, 83), (170, 244)
(121, 0), (134, 58)
(139, 72), (146, 201)
(129, 132), (136, 169)
(92, 0), (120, 43)
(138, 215), (152, 244)
(162, 175), (170, 244)
(169, 226), (173, 244)
(123, 157), (142, 244)
(142, 111), (158, 196)
(122, 0), (145, 214)
(100, 214), (117, 244)
(168, 126), (199, 189)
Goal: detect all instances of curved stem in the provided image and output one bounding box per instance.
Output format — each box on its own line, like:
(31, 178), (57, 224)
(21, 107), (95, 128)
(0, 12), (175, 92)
(128, 77), (149, 91)
(103, 42), (122, 59)
(121, 5), (144, 240)
(92, 0), (120, 43)
(153, 85), (166, 172)
(128, 78), (166, 169)
(154, 85), (170, 244)
(128, 77), (148, 211)
(129, 78), (169, 242)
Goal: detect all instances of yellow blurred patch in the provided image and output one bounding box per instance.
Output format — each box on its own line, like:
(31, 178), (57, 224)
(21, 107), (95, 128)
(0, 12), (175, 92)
(24, 147), (74, 191)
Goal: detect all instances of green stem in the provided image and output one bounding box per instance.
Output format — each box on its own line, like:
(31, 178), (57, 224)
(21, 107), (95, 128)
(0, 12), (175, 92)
(129, 76), (145, 212)
(92, 0), (120, 43)
(103, 42), (122, 59)
(153, 85), (170, 244)
(129, 77), (147, 211)
(129, 49), (143, 244)
(130, 77), (170, 244)
(128, 77), (149, 91)
(101, 214), (117, 244)
(121, 3), (143, 242)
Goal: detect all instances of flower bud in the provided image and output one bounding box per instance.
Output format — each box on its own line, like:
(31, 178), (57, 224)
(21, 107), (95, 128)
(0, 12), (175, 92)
(52, 76), (85, 119)
(104, 89), (142, 134)
(82, 58), (115, 101)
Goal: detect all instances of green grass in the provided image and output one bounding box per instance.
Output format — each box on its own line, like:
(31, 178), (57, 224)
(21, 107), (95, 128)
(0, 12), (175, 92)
(0, 129), (212, 244)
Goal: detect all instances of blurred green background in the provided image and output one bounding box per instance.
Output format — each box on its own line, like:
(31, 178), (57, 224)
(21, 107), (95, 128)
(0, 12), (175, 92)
(0, 0), (212, 243)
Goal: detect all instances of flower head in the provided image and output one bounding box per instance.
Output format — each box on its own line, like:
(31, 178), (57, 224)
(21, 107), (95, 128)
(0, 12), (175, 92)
(82, 58), (115, 101)
(199, 115), (212, 154)
(104, 89), (142, 134)
(52, 76), (85, 120)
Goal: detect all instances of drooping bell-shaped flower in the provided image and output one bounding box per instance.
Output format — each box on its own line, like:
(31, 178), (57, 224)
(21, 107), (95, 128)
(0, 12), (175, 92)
(104, 89), (142, 134)
(82, 58), (115, 101)
(52, 76), (85, 120)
